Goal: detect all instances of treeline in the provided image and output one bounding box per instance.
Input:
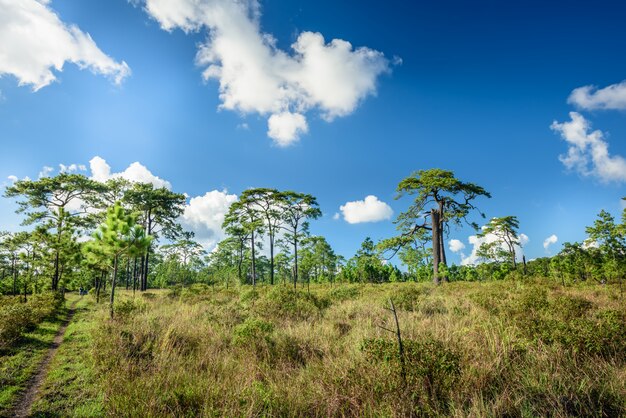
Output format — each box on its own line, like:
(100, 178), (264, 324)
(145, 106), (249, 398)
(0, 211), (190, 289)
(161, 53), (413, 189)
(0, 170), (624, 307)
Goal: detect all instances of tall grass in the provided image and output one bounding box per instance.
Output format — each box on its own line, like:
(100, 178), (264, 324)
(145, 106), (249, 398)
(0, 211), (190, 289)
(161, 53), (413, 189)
(91, 282), (625, 417)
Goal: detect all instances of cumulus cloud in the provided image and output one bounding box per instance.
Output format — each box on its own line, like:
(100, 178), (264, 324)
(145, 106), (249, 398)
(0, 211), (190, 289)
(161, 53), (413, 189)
(551, 112), (626, 183)
(543, 234), (558, 251)
(339, 195), (393, 224)
(7, 175), (18, 183)
(0, 0), (130, 91)
(460, 232), (529, 266)
(89, 156), (171, 189)
(59, 163), (86, 173)
(448, 239), (465, 253)
(181, 190), (238, 249)
(137, 0), (391, 145)
(267, 112), (308, 146)
(332, 212), (340, 221)
(568, 80), (626, 110)
(38, 166), (54, 178)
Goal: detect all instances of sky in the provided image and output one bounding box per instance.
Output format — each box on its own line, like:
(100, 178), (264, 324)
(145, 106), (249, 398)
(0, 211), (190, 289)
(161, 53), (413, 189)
(1, 0), (626, 265)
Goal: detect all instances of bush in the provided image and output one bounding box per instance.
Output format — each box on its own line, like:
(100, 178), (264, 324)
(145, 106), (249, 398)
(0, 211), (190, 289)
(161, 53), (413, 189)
(326, 285), (361, 302)
(386, 285), (431, 312)
(114, 298), (148, 320)
(232, 317), (274, 348)
(361, 336), (461, 409)
(0, 292), (63, 350)
(255, 287), (328, 320)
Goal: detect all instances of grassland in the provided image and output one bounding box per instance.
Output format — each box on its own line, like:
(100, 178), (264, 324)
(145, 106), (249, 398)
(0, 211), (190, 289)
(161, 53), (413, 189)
(2, 281), (625, 417)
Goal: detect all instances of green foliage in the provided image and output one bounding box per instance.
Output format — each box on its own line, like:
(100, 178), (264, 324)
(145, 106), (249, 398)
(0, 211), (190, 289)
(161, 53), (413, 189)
(386, 284), (432, 311)
(327, 284), (361, 301)
(114, 298), (147, 320)
(232, 317), (274, 346)
(361, 337), (461, 408)
(0, 292), (63, 350)
(255, 286), (329, 320)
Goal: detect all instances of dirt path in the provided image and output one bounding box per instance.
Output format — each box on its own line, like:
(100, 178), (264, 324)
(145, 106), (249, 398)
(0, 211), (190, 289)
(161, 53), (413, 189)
(11, 297), (81, 418)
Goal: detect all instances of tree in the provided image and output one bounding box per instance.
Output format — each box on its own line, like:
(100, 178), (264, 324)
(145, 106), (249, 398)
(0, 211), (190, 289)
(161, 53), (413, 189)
(354, 237), (384, 283)
(84, 203), (152, 318)
(124, 183), (185, 291)
(299, 235), (338, 287)
(161, 231), (206, 287)
(5, 173), (105, 290)
(223, 199), (264, 286)
(279, 191), (321, 289)
(477, 216), (521, 267)
(383, 169), (490, 284)
(586, 210), (625, 292)
(238, 188), (284, 285)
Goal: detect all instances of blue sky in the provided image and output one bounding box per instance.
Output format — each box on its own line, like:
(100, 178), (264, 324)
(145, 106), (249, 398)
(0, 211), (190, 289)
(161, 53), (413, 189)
(1, 0), (626, 264)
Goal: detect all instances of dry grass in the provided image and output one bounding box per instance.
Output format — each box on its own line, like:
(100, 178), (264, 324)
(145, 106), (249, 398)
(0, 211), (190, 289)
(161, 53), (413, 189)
(90, 281), (625, 417)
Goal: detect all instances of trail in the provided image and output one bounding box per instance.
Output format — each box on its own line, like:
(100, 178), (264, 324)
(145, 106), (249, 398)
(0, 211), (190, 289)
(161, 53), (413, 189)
(11, 297), (81, 418)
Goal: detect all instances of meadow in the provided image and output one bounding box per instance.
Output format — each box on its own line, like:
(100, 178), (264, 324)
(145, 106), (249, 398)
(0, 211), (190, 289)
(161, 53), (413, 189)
(3, 280), (623, 417)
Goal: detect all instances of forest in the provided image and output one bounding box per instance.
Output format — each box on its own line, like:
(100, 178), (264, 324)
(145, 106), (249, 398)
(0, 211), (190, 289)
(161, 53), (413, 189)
(0, 169), (624, 417)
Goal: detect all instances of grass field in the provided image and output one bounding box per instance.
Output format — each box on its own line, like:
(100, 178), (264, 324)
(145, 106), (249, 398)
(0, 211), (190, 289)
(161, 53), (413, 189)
(2, 281), (624, 417)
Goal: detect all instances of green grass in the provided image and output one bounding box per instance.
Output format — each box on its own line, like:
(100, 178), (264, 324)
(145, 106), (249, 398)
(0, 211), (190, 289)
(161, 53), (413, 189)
(29, 296), (104, 418)
(3, 284), (624, 417)
(88, 282), (625, 417)
(0, 294), (76, 417)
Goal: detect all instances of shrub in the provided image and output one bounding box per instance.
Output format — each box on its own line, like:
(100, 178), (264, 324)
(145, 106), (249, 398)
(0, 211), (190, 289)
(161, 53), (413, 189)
(114, 298), (147, 320)
(326, 285), (361, 302)
(0, 292), (62, 350)
(385, 285), (432, 312)
(239, 288), (259, 305)
(255, 287), (328, 321)
(232, 317), (274, 347)
(361, 336), (461, 409)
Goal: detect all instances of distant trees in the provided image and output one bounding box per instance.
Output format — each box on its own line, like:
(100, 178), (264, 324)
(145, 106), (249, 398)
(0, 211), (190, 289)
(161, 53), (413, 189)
(3, 169), (626, 296)
(476, 216), (522, 267)
(5, 174), (105, 290)
(124, 184), (186, 291)
(382, 169), (490, 284)
(223, 197), (264, 286)
(222, 189), (322, 288)
(84, 203), (151, 318)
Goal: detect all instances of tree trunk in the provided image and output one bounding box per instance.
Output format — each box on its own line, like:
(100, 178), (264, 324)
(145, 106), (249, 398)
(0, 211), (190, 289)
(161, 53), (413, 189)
(110, 256), (118, 319)
(132, 257), (138, 296)
(96, 271), (104, 304)
(12, 255), (17, 296)
(251, 231), (257, 286)
(125, 258), (130, 290)
(269, 233), (275, 285)
(437, 201), (448, 282)
(431, 209), (441, 285)
(293, 236), (299, 290)
(142, 246), (151, 291)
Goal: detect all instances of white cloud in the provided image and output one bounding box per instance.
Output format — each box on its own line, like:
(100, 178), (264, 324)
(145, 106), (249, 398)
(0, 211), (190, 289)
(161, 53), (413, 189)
(38, 166), (54, 178)
(267, 112), (308, 146)
(582, 239), (599, 250)
(59, 163), (86, 173)
(568, 80), (626, 110)
(89, 156), (171, 189)
(138, 0), (391, 145)
(0, 0), (130, 91)
(7, 175), (18, 183)
(339, 195), (393, 224)
(448, 239), (465, 253)
(332, 212), (340, 220)
(543, 234), (558, 251)
(181, 190), (238, 250)
(551, 112), (626, 183)
(460, 232), (529, 266)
